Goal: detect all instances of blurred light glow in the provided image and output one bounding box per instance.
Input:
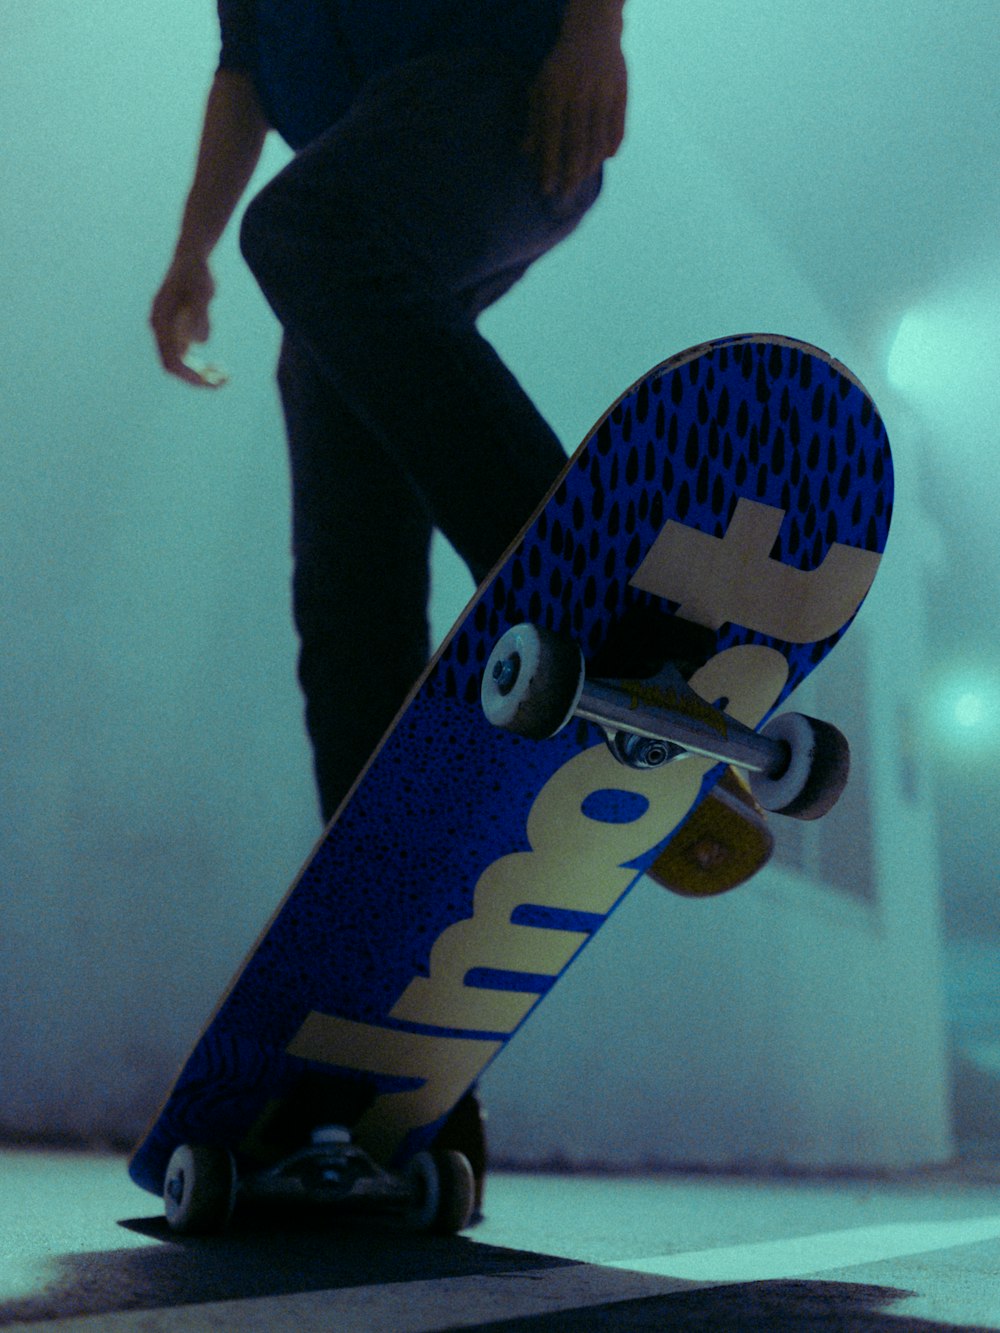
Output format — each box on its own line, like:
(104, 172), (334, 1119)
(927, 668), (1000, 753)
(887, 308), (938, 396)
(953, 692), (986, 730)
(885, 263), (1000, 460)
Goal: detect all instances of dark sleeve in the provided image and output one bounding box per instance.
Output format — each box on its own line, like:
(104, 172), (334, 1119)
(217, 0), (257, 73)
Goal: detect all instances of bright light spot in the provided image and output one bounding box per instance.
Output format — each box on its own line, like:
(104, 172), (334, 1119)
(927, 668), (1000, 754)
(886, 309), (938, 396)
(885, 262), (1000, 473)
(953, 692), (986, 730)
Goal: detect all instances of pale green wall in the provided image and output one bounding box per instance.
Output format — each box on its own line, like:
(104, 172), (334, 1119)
(1, 0), (996, 1155)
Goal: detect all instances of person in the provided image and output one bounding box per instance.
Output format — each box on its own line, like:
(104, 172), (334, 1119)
(149, 0), (627, 1213)
(151, 0), (627, 822)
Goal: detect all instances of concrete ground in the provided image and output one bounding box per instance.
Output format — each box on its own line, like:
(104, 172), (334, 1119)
(2, 1149), (1000, 1330)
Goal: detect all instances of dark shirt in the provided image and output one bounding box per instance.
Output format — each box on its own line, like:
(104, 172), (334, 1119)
(218, 0), (568, 149)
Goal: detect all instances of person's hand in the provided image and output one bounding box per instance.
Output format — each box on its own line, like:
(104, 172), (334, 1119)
(522, 11), (628, 201)
(150, 254), (228, 388)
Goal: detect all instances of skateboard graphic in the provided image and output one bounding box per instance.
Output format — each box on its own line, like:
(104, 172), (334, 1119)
(129, 335), (893, 1234)
(647, 765), (774, 897)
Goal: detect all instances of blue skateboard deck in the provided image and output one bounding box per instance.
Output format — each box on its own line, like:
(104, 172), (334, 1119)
(130, 334), (893, 1208)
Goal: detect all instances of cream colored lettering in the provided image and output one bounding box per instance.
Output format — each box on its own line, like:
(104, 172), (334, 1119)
(392, 743), (682, 1033)
(286, 1013), (501, 1163)
(290, 643), (790, 1162)
(630, 498), (882, 641)
(390, 852), (594, 1033)
(292, 500), (882, 1157)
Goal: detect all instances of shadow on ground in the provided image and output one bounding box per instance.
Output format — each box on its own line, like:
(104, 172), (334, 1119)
(0, 1205), (565, 1325)
(471, 1281), (993, 1332)
(0, 1208), (992, 1331)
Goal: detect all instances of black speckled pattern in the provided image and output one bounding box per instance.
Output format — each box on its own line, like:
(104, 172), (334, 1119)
(131, 336), (893, 1193)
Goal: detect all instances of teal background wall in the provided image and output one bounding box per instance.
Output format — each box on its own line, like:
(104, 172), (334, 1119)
(1, 0), (998, 1161)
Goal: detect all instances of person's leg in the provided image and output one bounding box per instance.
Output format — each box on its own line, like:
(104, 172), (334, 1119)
(278, 333), (433, 822)
(240, 47), (602, 585)
(255, 50), (603, 1206)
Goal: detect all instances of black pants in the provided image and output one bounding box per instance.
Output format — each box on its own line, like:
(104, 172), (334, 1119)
(240, 48), (602, 822)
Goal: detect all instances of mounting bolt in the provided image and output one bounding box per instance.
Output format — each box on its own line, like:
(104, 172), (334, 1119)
(607, 731), (685, 769)
(491, 652), (521, 697)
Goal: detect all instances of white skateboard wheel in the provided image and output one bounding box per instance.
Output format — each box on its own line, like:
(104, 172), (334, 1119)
(404, 1151), (440, 1231)
(749, 712), (850, 820)
(481, 624), (585, 740)
(429, 1149), (476, 1234)
(163, 1143), (236, 1234)
(404, 1149), (476, 1234)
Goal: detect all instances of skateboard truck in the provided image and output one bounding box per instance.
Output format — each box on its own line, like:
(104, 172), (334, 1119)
(482, 623), (850, 821)
(161, 1128), (476, 1236)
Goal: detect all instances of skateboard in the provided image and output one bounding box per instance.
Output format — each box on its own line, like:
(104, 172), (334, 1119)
(129, 334), (893, 1234)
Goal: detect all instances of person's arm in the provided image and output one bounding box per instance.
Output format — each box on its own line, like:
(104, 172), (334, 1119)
(522, 0), (628, 201)
(150, 69), (270, 387)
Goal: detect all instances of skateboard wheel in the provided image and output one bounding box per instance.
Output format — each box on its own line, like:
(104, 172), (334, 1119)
(163, 1143), (236, 1235)
(749, 712), (850, 820)
(404, 1149), (476, 1234)
(482, 624), (585, 740)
